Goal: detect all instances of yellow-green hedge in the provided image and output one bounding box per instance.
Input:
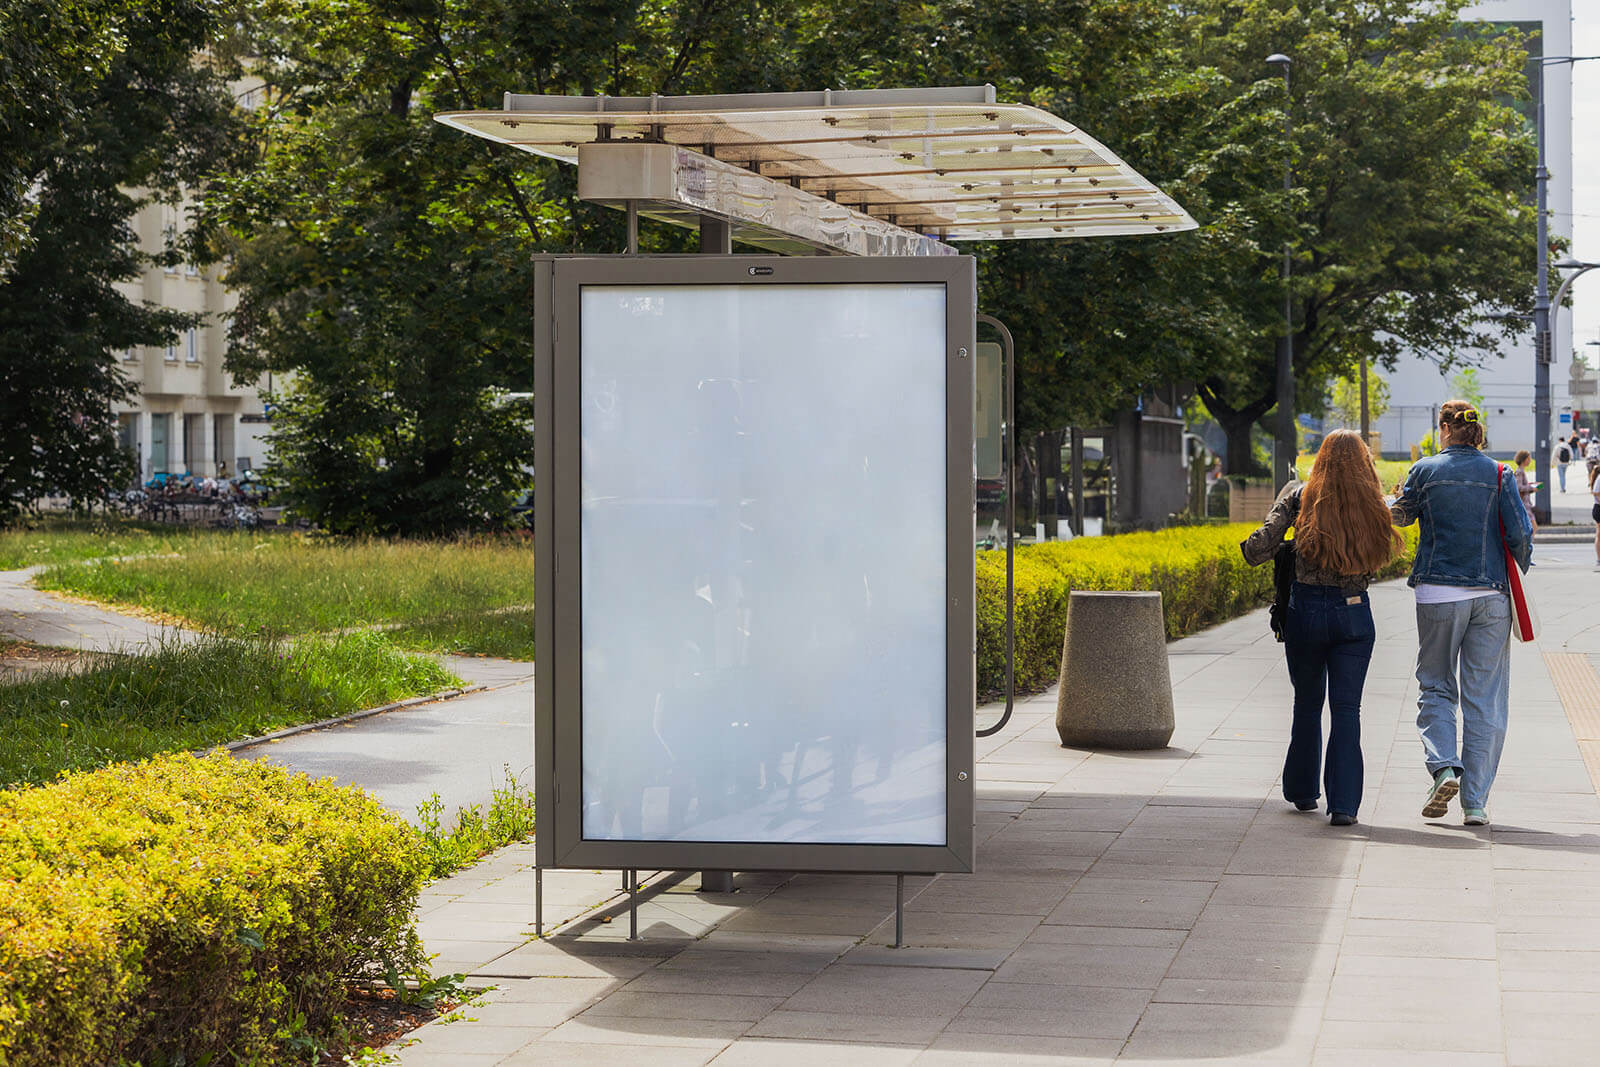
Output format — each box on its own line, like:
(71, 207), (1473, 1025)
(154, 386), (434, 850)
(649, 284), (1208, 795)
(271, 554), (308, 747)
(977, 523), (1418, 694)
(0, 753), (427, 1066)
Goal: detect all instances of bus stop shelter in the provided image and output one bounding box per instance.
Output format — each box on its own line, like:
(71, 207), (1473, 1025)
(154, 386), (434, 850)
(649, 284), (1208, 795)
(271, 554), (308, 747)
(434, 86), (1194, 941)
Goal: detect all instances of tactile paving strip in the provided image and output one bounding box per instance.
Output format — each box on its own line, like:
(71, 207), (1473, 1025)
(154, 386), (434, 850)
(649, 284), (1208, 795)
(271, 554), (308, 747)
(1546, 652), (1600, 790)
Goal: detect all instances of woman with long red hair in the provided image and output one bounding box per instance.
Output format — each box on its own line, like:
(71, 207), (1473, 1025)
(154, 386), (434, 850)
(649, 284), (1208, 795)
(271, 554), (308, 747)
(1242, 429), (1403, 826)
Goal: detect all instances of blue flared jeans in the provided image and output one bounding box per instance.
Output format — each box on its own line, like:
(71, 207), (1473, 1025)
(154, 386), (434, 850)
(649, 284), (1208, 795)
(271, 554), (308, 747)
(1282, 583), (1376, 817)
(1415, 594), (1512, 810)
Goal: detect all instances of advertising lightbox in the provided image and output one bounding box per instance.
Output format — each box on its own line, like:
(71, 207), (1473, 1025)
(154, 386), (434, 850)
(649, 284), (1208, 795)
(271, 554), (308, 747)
(534, 255), (975, 874)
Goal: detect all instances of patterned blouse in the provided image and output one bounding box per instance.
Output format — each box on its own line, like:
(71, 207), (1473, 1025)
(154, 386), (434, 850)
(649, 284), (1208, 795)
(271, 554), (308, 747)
(1240, 481), (1374, 592)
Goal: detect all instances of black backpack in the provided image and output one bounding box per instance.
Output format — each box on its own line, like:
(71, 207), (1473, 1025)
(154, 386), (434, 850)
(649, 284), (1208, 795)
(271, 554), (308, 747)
(1268, 488), (1301, 643)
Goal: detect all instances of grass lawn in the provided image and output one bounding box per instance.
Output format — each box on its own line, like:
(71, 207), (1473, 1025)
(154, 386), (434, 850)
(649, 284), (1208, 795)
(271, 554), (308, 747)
(0, 517), (236, 569)
(38, 535), (538, 660)
(0, 631), (460, 788)
(1297, 453), (1412, 490)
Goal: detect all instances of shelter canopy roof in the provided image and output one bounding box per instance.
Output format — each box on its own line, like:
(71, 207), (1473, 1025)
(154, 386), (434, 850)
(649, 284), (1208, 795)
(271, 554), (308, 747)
(434, 86), (1195, 242)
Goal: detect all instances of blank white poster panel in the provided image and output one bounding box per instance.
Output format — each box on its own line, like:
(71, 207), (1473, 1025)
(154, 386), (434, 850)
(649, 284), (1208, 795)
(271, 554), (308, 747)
(579, 283), (948, 845)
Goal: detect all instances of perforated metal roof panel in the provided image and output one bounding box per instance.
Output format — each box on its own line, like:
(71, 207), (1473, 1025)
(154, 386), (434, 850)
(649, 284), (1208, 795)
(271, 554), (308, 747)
(434, 86), (1195, 242)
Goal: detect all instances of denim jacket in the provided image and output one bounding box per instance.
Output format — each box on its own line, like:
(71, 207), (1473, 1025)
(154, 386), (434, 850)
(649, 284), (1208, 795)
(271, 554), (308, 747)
(1389, 445), (1533, 590)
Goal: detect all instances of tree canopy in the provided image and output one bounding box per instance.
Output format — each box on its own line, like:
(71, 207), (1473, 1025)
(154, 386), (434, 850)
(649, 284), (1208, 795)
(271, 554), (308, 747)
(1, 0), (1545, 523)
(1169, 0), (1537, 471)
(0, 0), (243, 517)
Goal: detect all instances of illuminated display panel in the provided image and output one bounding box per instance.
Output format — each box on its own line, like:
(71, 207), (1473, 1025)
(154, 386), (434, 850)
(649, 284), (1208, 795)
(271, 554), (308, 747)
(578, 283), (948, 845)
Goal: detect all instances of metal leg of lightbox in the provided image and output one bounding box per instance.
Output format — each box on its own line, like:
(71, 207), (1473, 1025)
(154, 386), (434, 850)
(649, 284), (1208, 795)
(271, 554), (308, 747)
(895, 875), (905, 949)
(535, 863), (543, 939)
(628, 869), (639, 941)
(700, 869), (734, 893)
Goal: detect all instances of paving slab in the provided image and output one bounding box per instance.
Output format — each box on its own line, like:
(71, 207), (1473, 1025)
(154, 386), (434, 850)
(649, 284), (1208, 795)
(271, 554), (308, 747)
(385, 542), (1600, 1063)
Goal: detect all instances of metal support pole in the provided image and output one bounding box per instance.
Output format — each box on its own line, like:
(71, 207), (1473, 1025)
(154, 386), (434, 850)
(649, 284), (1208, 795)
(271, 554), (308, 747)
(697, 210), (734, 895)
(1534, 61), (1553, 525)
(1071, 429), (1085, 537)
(895, 874), (905, 948)
(625, 201), (639, 254)
(535, 863), (543, 939)
(699, 215), (732, 254)
(1359, 356), (1369, 444)
(1268, 54), (1295, 491)
(628, 869), (638, 941)
(700, 870), (734, 893)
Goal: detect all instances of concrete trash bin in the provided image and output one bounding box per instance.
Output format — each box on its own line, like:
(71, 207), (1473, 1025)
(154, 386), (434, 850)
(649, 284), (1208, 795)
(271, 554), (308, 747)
(1055, 590), (1175, 750)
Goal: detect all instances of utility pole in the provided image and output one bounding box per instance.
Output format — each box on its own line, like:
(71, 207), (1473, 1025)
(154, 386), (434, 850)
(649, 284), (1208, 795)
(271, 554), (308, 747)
(1532, 55), (1599, 522)
(1533, 58), (1553, 524)
(1266, 53), (1294, 489)
(1359, 356), (1369, 444)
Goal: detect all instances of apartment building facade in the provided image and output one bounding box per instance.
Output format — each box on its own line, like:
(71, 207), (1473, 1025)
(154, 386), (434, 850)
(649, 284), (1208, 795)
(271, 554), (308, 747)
(111, 199), (271, 482)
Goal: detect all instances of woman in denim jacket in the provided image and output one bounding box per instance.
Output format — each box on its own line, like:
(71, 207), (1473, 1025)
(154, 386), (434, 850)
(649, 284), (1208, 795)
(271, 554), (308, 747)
(1243, 430), (1403, 827)
(1389, 401), (1533, 826)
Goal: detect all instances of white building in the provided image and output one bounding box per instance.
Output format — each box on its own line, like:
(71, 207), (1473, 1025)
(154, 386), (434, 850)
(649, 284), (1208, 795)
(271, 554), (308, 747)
(1372, 0), (1575, 458)
(111, 196), (271, 482)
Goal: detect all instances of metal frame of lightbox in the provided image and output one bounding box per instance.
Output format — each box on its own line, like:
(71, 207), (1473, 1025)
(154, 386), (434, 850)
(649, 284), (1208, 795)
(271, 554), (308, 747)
(532, 253), (976, 889)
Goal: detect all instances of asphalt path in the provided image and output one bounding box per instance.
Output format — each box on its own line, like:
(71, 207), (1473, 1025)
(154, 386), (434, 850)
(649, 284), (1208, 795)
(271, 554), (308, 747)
(246, 655), (534, 823)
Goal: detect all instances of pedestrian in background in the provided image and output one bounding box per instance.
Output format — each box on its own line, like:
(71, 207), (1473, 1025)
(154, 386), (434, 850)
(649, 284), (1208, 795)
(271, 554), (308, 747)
(1556, 438), (1572, 493)
(1390, 401), (1532, 827)
(1243, 429), (1402, 828)
(1591, 464), (1600, 572)
(1513, 449), (1537, 537)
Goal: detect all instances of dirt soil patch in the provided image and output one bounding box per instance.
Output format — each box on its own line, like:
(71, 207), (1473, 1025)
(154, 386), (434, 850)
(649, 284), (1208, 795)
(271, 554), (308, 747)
(321, 987), (465, 1063)
(0, 642), (98, 680)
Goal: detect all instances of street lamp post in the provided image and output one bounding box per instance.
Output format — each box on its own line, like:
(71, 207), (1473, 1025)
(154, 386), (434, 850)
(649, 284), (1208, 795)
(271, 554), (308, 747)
(1552, 261), (1600, 454)
(1532, 55), (1600, 523)
(1266, 53), (1294, 489)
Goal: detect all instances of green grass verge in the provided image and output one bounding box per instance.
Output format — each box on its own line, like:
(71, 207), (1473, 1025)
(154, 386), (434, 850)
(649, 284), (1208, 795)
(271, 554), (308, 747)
(0, 631), (461, 788)
(37, 536), (537, 655)
(0, 518), (236, 570)
(384, 608), (536, 660)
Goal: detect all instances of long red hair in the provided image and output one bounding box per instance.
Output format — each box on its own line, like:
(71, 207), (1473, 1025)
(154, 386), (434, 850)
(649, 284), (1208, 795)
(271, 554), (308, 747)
(1296, 429), (1402, 574)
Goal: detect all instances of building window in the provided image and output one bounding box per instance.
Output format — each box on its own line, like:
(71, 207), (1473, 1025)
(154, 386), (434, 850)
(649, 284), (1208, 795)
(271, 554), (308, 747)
(185, 328), (199, 363)
(162, 204), (179, 275)
(164, 338), (178, 362)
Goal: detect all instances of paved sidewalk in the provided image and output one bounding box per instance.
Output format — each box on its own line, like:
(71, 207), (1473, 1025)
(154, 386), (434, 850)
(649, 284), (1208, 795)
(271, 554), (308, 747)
(255, 655), (533, 821)
(0, 566), (197, 650)
(389, 544), (1600, 1066)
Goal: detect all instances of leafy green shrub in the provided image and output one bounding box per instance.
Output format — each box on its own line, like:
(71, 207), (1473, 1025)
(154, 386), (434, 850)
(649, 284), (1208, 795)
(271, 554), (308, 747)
(0, 753), (428, 1066)
(977, 523), (1419, 695)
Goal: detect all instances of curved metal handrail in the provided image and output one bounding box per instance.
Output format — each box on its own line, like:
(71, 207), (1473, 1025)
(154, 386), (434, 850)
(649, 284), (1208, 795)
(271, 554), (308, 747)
(976, 313), (1016, 739)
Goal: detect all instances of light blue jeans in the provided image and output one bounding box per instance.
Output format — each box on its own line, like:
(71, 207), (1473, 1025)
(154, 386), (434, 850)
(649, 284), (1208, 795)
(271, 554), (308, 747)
(1415, 595), (1512, 810)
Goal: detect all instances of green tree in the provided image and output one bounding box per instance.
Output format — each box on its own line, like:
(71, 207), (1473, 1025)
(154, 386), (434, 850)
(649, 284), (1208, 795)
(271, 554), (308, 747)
(217, 0), (1196, 532)
(0, 0), (244, 517)
(1328, 365), (1390, 428)
(1168, 0), (1537, 473)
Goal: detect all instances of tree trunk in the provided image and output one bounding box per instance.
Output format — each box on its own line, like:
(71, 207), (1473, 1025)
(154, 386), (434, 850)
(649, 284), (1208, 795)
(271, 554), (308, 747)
(1222, 416), (1261, 477)
(1199, 380), (1276, 477)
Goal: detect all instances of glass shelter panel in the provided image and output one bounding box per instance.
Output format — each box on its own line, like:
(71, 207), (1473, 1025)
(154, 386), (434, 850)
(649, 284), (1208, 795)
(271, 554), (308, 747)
(578, 283), (948, 846)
